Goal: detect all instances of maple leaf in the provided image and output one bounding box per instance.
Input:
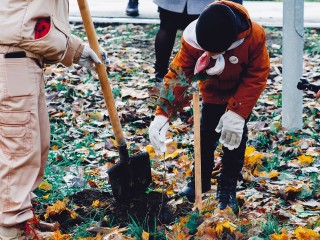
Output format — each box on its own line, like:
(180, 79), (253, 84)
(44, 200), (77, 220)
(159, 85), (175, 104)
(157, 98), (169, 115)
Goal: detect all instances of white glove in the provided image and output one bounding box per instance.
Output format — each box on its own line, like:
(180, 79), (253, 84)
(148, 115), (170, 155)
(79, 45), (109, 69)
(215, 110), (245, 150)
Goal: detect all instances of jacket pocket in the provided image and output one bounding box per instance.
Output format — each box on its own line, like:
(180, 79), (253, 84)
(19, 16), (71, 63)
(0, 111), (32, 156)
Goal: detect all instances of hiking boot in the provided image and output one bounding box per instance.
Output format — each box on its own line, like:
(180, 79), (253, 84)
(216, 176), (239, 213)
(178, 180), (211, 202)
(126, 0), (139, 16)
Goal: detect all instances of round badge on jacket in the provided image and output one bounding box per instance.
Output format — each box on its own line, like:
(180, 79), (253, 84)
(229, 56), (239, 64)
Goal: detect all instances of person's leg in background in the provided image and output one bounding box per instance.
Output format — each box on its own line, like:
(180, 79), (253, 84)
(154, 8), (179, 82)
(0, 56), (47, 239)
(126, 0), (139, 16)
(154, 7), (199, 82)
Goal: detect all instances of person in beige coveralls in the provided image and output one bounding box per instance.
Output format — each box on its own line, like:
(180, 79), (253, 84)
(0, 1), (106, 239)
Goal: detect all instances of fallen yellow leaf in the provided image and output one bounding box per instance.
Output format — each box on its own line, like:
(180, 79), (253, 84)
(109, 138), (117, 148)
(44, 200), (78, 220)
(215, 221), (236, 234)
(39, 180), (52, 191)
(245, 146), (256, 157)
(285, 185), (302, 193)
(253, 169), (279, 179)
(92, 200), (100, 207)
(142, 230), (149, 240)
(87, 111), (104, 120)
(185, 169), (193, 177)
(145, 145), (156, 158)
(52, 145), (59, 151)
(44, 201), (67, 219)
(294, 226), (320, 240)
(166, 141), (178, 154)
(52, 230), (71, 240)
(43, 194), (50, 199)
(270, 229), (289, 240)
(297, 155), (313, 165)
(179, 216), (189, 227)
(166, 180), (176, 196)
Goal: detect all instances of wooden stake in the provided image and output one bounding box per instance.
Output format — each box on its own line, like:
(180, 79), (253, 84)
(193, 93), (202, 211)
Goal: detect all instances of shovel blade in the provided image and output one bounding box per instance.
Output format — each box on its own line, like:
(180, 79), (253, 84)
(107, 152), (151, 201)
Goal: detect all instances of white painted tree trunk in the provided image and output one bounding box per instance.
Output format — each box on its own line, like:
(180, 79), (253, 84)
(282, 0), (304, 130)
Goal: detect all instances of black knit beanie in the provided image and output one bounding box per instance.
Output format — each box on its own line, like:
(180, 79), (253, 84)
(196, 4), (238, 53)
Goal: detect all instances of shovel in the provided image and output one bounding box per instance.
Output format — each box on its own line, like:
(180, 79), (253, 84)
(77, 0), (152, 201)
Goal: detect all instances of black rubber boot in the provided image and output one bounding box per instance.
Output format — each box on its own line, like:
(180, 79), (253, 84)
(216, 176), (238, 213)
(178, 180), (211, 202)
(126, 0), (139, 16)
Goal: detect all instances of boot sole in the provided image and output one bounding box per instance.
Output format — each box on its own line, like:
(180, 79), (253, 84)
(126, 11), (139, 16)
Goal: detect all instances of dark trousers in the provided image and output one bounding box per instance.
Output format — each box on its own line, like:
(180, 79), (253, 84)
(199, 103), (248, 188)
(155, 7), (199, 78)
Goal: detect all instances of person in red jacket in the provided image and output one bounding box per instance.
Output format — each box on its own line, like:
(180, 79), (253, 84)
(148, 1), (270, 212)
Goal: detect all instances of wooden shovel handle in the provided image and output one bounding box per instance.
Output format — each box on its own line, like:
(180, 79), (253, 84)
(77, 0), (126, 147)
(193, 93), (202, 211)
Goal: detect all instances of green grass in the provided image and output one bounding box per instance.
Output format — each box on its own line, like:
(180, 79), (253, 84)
(259, 214), (282, 239)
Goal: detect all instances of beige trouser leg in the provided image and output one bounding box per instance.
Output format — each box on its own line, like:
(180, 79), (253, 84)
(0, 55), (50, 227)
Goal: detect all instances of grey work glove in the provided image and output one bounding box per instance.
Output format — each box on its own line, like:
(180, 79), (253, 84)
(79, 44), (109, 69)
(148, 115), (170, 155)
(215, 110), (245, 150)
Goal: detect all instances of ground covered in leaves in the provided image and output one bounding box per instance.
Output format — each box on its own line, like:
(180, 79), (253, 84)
(32, 24), (320, 239)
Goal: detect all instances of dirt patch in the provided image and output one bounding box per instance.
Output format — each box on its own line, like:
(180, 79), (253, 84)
(42, 189), (193, 233)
